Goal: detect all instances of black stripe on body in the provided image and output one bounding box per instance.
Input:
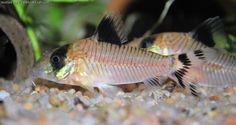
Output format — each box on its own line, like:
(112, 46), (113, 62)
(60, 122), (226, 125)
(50, 44), (69, 71)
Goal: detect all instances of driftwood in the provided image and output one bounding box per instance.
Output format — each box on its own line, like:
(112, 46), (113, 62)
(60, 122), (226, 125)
(0, 15), (34, 81)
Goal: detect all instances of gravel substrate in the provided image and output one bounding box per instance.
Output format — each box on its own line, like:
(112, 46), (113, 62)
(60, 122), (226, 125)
(0, 78), (236, 125)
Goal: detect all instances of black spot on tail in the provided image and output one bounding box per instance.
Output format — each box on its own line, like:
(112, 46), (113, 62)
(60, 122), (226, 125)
(50, 44), (69, 71)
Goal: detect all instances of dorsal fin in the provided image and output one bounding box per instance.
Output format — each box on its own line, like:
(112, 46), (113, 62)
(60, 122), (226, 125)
(190, 16), (226, 47)
(93, 12), (127, 45)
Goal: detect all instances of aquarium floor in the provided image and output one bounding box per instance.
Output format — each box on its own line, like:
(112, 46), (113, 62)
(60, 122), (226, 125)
(0, 78), (236, 125)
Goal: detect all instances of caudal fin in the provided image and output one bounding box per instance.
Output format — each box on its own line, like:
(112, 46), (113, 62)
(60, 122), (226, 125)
(170, 47), (236, 96)
(197, 48), (236, 87)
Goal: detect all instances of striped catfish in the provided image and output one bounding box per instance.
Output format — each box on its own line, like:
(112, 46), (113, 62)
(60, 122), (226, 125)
(33, 13), (236, 97)
(127, 16), (227, 56)
(124, 16), (236, 95)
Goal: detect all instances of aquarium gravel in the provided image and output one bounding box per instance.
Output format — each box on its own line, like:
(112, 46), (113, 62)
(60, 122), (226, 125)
(0, 78), (236, 125)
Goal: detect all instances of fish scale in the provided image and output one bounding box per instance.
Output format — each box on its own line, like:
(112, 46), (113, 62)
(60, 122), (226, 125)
(70, 39), (172, 86)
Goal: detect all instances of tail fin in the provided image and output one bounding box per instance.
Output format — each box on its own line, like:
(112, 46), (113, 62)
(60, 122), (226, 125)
(170, 47), (236, 96)
(198, 48), (236, 87)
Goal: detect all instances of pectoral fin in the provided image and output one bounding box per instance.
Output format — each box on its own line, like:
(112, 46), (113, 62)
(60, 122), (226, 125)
(143, 76), (169, 99)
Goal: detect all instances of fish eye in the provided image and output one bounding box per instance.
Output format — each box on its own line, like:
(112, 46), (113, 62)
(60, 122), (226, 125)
(49, 45), (69, 71)
(51, 55), (61, 64)
(140, 36), (155, 48)
(50, 54), (64, 70)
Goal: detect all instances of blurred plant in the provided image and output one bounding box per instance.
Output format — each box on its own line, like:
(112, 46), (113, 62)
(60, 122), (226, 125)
(26, 1), (105, 46)
(12, 0), (41, 60)
(48, 0), (95, 2)
(12, 0), (105, 60)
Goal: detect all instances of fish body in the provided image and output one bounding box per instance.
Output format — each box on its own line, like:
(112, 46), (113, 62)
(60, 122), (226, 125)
(33, 13), (236, 97)
(33, 13), (176, 93)
(38, 38), (173, 88)
(128, 17), (226, 56)
(193, 48), (236, 87)
(125, 16), (236, 94)
(130, 32), (206, 56)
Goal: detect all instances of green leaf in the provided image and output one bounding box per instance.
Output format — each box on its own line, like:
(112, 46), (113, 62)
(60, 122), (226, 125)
(12, 0), (41, 60)
(48, 0), (95, 3)
(26, 27), (41, 61)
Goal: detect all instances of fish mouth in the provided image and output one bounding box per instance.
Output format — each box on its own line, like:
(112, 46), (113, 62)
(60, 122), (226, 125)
(31, 58), (76, 86)
(31, 64), (67, 86)
(31, 57), (62, 84)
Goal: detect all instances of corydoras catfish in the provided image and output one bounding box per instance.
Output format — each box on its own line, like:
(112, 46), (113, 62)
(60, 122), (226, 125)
(127, 17), (227, 56)
(33, 13), (236, 97)
(33, 13), (213, 96)
(122, 16), (236, 95)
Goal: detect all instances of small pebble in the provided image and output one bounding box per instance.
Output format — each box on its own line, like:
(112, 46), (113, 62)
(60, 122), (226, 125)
(24, 102), (33, 110)
(76, 104), (84, 111)
(208, 96), (220, 101)
(161, 111), (169, 120)
(208, 110), (217, 118)
(0, 100), (7, 118)
(95, 102), (110, 107)
(83, 91), (93, 98)
(74, 95), (90, 108)
(49, 95), (63, 107)
(223, 115), (236, 125)
(68, 89), (76, 95)
(165, 98), (175, 105)
(0, 90), (10, 100)
(225, 86), (236, 94)
(228, 95), (236, 103)
(191, 122), (200, 125)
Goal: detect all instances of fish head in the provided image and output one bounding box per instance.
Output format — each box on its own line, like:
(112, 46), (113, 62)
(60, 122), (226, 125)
(32, 44), (79, 84)
(146, 33), (183, 55)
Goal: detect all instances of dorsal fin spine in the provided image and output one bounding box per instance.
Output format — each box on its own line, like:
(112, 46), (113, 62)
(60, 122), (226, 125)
(93, 12), (127, 45)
